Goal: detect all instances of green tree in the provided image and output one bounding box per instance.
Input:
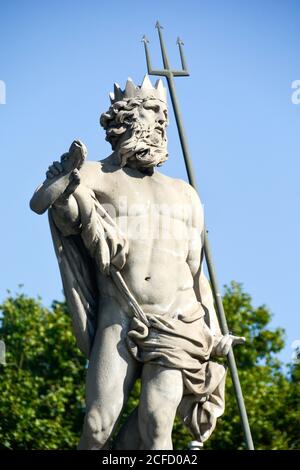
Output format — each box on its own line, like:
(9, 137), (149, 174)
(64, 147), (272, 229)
(0, 293), (86, 449)
(283, 360), (300, 450)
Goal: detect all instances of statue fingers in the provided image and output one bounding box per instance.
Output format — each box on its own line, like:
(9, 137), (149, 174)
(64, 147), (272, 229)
(60, 152), (70, 162)
(215, 335), (231, 356)
(60, 152), (71, 171)
(222, 339), (232, 356)
(46, 170), (55, 179)
(48, 162), (61, 176)
(53, 161), (64, 173)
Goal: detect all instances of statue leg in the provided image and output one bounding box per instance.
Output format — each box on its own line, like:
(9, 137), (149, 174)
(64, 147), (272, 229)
(78, 298), (141, 450)
(112, 407), (141, 450)
(138, 363), (183, 450)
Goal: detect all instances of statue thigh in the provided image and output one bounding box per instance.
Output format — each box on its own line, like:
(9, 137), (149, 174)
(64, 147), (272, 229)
(78, 297), (141, 449)
(139, 363), (184, 450)
(115, 364), (184, 450)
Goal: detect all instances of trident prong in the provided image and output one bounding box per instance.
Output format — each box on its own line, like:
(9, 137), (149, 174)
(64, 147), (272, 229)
(142, 21), (189, 77)
(176, 37), (189, 74)
(142, 22), (255, 451)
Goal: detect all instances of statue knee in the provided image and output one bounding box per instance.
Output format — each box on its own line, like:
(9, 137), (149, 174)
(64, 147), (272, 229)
(140, 410), (173, 449)
(82, 406), (115, 449)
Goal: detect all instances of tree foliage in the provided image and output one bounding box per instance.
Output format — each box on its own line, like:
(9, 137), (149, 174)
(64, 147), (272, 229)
(0, 283), (299, 449)
(0, 294), (86, 449)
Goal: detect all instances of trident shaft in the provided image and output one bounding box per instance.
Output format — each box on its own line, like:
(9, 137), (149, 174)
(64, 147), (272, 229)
(142, 21), (254, 451)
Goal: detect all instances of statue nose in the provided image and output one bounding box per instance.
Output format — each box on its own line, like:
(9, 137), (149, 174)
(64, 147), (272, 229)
(156, 109), (166, 125)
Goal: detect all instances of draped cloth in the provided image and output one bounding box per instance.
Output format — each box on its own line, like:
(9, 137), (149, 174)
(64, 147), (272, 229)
(49, 186), (226, 442)
(127, 309), (226, 442)
(48, 188), (129, 357)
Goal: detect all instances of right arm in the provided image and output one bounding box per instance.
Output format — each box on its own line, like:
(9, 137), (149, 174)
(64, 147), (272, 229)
(30, 162), (80, 236)
(30, 140), (87, 215)
(187, 184), (245, 355)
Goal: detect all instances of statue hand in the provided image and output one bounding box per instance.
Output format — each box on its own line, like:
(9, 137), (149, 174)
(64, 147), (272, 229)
(61, 140), (87, 173)
(45, 140), (87, 200)
(213, 334), (246, 357)
(46, 140), (87, 180)
(31, 140), (87, 214)
(46, 159), (65, 179)
(46, 163), (81, 200)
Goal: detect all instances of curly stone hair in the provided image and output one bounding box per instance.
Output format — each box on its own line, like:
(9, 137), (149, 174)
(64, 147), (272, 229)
(100, 98), (147, 150)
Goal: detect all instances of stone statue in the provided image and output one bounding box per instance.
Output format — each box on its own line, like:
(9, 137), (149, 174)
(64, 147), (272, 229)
(30, 75), (245, 450)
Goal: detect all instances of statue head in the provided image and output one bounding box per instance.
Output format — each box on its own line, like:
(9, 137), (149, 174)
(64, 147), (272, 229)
(100, 75), (168, 171)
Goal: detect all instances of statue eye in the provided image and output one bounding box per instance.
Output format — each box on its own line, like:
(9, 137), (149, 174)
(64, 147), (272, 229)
(144, 103), (160, 113)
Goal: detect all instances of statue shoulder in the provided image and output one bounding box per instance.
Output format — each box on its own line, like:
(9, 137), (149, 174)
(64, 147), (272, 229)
(79, 157), (120, 193)
(153, 171), (202, 204)
(79, 159), (103, 174)
(173, 178), (204, 228)
(173, 177), (201, 202)
(78, 160), (105, 189)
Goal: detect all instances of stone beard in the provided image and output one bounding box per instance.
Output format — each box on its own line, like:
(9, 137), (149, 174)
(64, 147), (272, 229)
(100, 97), (168, 170)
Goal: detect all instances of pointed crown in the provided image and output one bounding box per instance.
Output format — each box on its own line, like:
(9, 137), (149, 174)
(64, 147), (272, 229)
(109, 75), (167, 105)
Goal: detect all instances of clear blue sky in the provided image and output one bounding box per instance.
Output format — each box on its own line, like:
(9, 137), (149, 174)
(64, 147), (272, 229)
(0, 0), (299, 365)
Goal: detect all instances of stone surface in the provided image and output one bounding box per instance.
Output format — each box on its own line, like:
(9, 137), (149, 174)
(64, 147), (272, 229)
(30, 75), (244, 450)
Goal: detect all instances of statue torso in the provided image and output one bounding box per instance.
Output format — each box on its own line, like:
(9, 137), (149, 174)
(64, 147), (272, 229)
(79, 159), (203, 318)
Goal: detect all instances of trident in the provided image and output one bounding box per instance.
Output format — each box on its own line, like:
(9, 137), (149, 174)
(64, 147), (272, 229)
(142, 21), (254, 451)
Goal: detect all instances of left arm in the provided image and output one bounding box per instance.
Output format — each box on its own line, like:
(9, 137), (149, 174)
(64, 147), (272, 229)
(186, 184), (245, 355)
(185, 184), (221, 334)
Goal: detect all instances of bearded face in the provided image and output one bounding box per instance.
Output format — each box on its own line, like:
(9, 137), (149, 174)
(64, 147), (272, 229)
(100, 97), (168, 171)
